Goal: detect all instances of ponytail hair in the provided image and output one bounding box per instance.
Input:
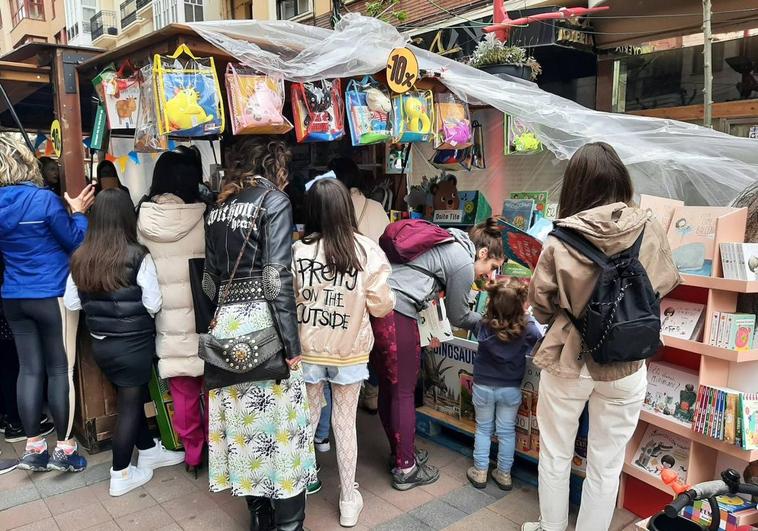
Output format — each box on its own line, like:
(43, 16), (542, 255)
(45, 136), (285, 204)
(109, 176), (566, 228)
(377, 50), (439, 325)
(469, 218), (504, 260)
(483, 278), (529, 343)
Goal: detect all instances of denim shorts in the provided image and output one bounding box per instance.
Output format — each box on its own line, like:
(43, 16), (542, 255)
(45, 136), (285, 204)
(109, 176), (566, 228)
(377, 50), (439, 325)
(302, 362), (369, 385)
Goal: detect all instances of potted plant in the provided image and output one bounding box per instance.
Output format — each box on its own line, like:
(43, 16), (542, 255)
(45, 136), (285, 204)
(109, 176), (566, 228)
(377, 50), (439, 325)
(468, 34), (542, 81)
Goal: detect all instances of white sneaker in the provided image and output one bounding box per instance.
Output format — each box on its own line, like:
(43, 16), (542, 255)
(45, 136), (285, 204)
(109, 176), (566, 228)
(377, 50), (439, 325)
(339, 484), (364, 528)
(521, 522), (542, 531)
(109, 465), (153, 496)
(137, 439), (185, 470)
(314, 438), (330, 453)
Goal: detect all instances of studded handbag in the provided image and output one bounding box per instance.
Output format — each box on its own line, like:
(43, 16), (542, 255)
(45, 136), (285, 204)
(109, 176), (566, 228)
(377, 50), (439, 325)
(199, 190), (290, 390)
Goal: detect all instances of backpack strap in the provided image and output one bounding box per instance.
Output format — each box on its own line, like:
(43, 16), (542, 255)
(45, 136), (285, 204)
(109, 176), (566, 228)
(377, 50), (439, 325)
(549, 227), (611, 269)
(627, 228), (646, 259)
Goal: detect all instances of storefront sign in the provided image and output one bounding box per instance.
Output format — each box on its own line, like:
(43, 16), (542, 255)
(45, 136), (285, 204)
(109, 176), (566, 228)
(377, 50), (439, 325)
(386, 48), (419, 94)
(433, 210), (464, 224)
(90, 104), (107, 151)
(50, 120), (62, 157)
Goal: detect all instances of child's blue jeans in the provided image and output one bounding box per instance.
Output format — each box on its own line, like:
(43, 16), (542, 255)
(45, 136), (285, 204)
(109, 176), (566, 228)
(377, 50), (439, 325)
(472, 383), (522, 472)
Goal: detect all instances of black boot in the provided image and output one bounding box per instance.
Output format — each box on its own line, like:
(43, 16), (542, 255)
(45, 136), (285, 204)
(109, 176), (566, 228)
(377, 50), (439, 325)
(246, 496), (274, 531)
(272, 491), (306, 531)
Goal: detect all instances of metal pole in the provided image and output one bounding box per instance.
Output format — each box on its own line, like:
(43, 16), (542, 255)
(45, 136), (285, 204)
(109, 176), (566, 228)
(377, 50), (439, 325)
(0, 81), (34, 153)
(703, 0), (713, 128)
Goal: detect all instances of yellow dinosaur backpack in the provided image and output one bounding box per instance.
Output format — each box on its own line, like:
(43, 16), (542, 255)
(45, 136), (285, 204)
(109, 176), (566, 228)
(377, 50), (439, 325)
(153, 44), (225, 137)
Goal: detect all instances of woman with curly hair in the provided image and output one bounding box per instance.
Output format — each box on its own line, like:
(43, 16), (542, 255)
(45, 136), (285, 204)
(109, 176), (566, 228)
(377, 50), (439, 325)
(203, 136), (316, 531)
(466, 279), (542, 491)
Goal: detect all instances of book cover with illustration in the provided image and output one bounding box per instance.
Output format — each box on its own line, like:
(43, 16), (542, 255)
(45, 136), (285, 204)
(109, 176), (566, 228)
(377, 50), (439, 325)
(660, 298), (706, 341)
(735, 243), (758, 281)
(422, 339), (476, 419)
(666, 207), (734, 277)
(726, 314), (756, 351)
(418, 296), (454, 347)
(632, 426), (690, 483)
(502, 199), (535, 230)
(496, 219), (543, 271)
(510, 191), (548, 222)
(740, 392), (758, 450)
(640, 195), (684, 233)
(644, 361), (699, 426)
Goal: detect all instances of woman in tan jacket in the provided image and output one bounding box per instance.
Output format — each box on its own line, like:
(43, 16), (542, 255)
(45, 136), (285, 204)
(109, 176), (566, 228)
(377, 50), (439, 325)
(523, 143), (680, 531)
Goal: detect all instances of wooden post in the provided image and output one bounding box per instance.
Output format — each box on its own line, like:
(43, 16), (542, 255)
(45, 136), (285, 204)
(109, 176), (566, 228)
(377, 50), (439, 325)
(52, 49), (87, 197)
(703, 0), (713, 128)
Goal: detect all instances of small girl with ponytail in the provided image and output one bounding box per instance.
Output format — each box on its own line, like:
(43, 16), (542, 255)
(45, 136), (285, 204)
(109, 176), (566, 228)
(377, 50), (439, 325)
(466, 279), (542, 492)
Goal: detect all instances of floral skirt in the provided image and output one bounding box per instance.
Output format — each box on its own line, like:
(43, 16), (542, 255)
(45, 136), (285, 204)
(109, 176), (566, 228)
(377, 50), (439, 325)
(207, 367), (317, 499)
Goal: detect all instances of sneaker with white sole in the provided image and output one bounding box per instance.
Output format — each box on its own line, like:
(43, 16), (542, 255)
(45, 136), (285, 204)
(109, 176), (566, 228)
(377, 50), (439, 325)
(136, 439), (185, 470)
(109, 465), (153, 496)
(339, 484), (364, 528)
(314, 437), (331, 453)
(492, 468), (512, 491)
(521, 522), (542, 531)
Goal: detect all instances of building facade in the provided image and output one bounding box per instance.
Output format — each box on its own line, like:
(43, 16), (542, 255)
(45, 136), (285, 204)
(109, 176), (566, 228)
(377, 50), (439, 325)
(0, 0), (67, 53)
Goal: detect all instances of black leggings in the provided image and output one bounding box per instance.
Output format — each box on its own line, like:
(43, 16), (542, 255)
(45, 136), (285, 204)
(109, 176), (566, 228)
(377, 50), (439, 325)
(4, 298), (77, 440)
(0, 338), (20, 425)
(112, 385), (155, 471)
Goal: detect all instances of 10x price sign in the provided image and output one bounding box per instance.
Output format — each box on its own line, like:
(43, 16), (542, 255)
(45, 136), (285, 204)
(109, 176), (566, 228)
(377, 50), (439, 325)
(386, 48), (419, 94)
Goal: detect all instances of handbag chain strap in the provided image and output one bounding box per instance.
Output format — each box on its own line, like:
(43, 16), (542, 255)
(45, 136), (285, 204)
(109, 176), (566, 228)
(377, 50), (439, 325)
(209, 188), (273, 331)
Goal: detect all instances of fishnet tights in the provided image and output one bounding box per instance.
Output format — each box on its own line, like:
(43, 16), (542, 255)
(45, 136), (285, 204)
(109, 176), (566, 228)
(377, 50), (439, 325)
(306, 381), (362, 501)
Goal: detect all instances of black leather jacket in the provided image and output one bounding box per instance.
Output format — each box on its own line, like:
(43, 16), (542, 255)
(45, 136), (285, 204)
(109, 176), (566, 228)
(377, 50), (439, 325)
(204, 180), (301, 360)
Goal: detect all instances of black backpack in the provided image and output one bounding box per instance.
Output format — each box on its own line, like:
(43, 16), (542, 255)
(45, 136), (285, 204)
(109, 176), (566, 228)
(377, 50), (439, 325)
(550, 226), (661, 365)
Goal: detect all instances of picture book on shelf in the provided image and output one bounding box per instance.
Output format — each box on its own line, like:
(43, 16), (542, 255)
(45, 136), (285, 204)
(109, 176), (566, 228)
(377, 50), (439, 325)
(502, 199), (535, 230)
(496, 219), (543, 271)
(644, 361), (698, 426)
(509, 191), (548, 223)
(666, 206), (733, 277)
(640, 194), (684, 233)
(720, 243), (758, 281)
(632, 425), (689, 484)
(740, 393), (758, 450)
(707, 312), (755, 350)
(660, 298), (706, 341)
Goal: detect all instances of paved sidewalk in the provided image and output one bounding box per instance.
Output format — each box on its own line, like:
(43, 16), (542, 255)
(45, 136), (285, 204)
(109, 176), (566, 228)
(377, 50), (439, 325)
(0, 411), (641, 530)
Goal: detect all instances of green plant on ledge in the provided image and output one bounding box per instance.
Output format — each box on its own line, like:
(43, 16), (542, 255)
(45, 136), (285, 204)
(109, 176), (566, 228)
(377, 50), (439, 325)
(366, 0), (408, 24)
(468, 34), (542, 81)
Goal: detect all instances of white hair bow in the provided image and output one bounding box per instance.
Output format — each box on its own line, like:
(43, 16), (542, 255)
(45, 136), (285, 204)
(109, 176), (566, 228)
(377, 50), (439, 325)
(305, 170), (336, 192)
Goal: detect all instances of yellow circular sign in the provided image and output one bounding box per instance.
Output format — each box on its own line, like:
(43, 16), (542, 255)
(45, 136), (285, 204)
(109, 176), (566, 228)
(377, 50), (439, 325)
(50, 120), (62, 158)
(386, 48), (419, 94)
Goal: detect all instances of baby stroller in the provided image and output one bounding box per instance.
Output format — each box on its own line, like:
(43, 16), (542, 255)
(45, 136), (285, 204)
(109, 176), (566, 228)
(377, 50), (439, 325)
(648, 469), (758, 530)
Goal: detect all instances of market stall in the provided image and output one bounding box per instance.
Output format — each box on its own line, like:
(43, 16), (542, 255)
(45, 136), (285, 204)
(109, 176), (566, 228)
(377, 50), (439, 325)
(72, 13), (758, 525)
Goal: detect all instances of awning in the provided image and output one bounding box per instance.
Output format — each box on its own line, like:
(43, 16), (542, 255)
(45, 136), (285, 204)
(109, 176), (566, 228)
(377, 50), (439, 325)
(590, 0), (758, 49)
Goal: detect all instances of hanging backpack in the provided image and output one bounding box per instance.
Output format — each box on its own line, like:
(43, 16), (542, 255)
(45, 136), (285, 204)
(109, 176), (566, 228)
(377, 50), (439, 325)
(550, 226), (661, 365)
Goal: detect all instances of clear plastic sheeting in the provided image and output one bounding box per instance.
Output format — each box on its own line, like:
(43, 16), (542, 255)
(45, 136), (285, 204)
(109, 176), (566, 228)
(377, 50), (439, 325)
(190, 14), (758, 206)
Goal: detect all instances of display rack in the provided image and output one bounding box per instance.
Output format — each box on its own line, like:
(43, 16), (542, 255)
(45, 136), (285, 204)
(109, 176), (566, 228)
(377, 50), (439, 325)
(620, 208), (758, 517)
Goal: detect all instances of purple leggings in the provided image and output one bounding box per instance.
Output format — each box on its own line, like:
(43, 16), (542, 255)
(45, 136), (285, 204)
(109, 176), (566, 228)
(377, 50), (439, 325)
(370, 311), (421, 470)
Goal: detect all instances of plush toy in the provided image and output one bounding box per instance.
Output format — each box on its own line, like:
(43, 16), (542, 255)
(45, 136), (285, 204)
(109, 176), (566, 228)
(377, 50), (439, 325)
(432, 174), (460, 211)
(443, 119), (473, 147)
(366, 87), (391, 114)
(404, 97), (432, 134)
(244, 80), (284, 125)
(165, 88), (214, 132)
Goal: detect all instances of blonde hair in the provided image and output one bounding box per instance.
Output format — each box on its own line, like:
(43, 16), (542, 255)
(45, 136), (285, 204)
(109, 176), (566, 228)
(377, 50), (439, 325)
(0, 136), (43, 187)
(218, 136), (291, 204)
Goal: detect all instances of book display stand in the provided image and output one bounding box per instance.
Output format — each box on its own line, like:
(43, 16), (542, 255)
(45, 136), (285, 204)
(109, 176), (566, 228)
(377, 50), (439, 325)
(621, 207), (758, 520)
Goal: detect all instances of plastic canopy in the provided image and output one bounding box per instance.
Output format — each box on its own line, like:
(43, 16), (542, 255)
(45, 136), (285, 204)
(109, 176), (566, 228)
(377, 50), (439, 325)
(190, 14), (758, 206)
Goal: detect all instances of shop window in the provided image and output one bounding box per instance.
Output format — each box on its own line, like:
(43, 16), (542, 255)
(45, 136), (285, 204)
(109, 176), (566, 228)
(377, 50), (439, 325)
(82, 6), (95, 32)
(183, 0), (202, 22)
(10, 0), (46, 26)
(276, 0), (310, 20)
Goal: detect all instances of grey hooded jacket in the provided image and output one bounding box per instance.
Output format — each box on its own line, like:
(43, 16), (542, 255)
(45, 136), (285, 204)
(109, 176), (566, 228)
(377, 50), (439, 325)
(388, 228), (480, 330)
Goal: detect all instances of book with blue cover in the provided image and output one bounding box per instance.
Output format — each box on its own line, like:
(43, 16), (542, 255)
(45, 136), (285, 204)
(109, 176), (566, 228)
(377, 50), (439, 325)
(502, 199), (535, 231)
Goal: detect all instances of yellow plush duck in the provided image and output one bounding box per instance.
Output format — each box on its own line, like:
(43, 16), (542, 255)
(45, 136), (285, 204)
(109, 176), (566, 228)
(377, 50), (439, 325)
(165, 87), (214, 132)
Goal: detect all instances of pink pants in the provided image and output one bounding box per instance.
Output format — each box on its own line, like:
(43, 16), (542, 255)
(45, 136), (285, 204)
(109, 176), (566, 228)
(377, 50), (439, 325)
(168, 376), (207, 466)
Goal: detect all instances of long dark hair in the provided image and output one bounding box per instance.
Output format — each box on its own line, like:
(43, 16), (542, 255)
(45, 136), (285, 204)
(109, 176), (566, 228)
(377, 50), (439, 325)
(303, 179), (363, 274)
(558, 142), (633, 219)
(149, 151), (202, 204)
(484, 279), (529, 343)
(94, 160), (122, 195)
(70, 189), (144, 293)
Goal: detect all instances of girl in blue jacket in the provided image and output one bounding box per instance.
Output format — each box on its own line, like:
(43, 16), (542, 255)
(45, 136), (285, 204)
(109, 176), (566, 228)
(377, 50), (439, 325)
(0, 137), (94, 473)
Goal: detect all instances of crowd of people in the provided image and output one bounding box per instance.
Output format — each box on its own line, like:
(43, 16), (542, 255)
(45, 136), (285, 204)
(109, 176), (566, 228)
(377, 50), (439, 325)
(0, 136), (679, 531)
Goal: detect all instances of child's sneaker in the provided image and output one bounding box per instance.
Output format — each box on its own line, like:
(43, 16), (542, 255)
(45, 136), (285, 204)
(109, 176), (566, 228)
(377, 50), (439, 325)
(339, 484), (364, 527)
(109, 465), (153, 496)
(466, 466), (488, 489)
(492, 468), (512, 491)
(48, 445), (87, 472)
(137, 439), (185, 470)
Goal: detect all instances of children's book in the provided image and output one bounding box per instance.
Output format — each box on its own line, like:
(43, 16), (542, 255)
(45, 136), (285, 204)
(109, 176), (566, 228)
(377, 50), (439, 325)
(660, 298), (706, 341)
(666, 206), (734, 277)
(510, 191), (548, 223)
(740, 392), (758, 450)
(632, 425), (690, 483)
(639, 195), (684, 233)
(727, 314), (756, 351)
(417, 295), (453, 347)
(734, 243), (758, 281)
(644, 362), (699, 426)
(502, 199), (535, 231)
(496, 219), (543, 271)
